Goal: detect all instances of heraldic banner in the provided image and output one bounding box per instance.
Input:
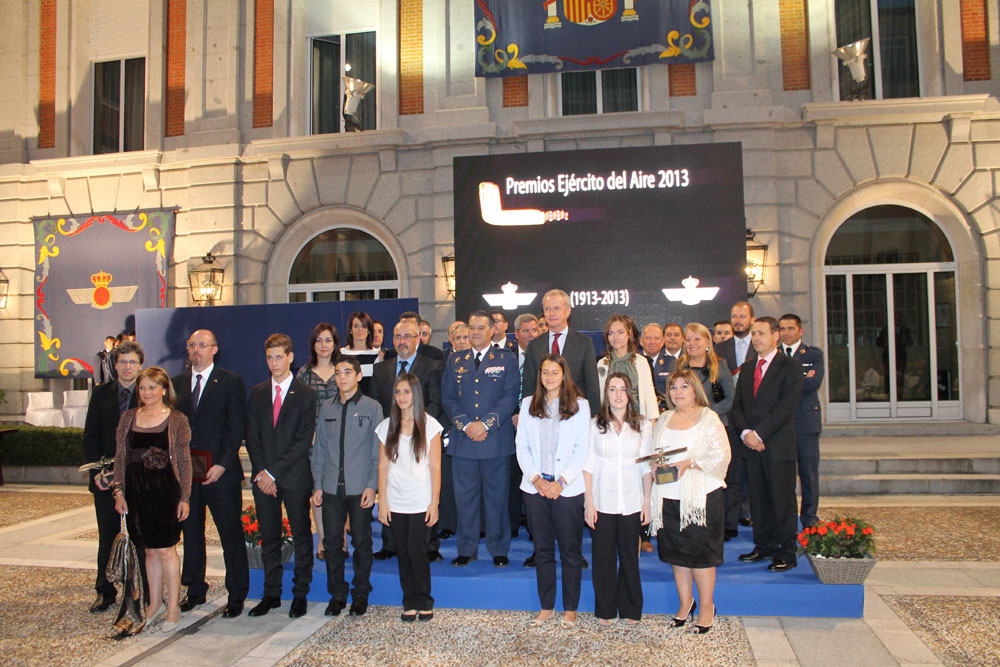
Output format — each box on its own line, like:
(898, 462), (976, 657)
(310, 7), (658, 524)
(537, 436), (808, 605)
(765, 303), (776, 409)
(475, 0), (713, 77)
(32, 209), (174, 379)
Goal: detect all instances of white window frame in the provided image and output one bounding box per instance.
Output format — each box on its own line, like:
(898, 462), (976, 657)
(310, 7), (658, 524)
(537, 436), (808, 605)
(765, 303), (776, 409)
(557, 67), (643, 116)
(285, 225), (400, 303)
(90, 57), (147, 154)
(307, 31), (378, 134)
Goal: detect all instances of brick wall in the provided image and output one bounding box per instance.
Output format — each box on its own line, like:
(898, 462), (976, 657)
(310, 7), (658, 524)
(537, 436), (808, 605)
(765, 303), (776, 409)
(399, 0), (423, 115)
(961, 0), (991, 81)
(779, 0), (811, 91)
(502, 75), (528, 107)
(253, 0), (273, 128)
(668, 64), (696, 97)
(39, 0), (56, 149)
(165, 0), (186, 137)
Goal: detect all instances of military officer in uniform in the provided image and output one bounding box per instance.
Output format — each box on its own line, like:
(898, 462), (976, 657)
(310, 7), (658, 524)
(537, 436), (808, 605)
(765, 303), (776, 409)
(441, 310), (520, 567)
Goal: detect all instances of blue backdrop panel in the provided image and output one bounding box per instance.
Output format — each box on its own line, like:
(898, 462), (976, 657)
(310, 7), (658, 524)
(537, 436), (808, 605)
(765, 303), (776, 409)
(135, 299), (417, 388)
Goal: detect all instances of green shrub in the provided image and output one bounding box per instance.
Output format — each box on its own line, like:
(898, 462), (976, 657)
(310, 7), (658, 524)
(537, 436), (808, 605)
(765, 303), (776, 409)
(0, 425), (85, 466)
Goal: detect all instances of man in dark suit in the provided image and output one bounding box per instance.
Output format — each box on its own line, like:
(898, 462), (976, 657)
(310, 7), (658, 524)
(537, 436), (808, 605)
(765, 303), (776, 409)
(368, 319), (444, 561)
(92, 336), (117, 384)
(731, 317), (804, 572)
(522, 289), (600, 414)
(490, 310), (518, 352)
(779, 314), (825, 528)
(715, 301), (757, 378)
(244, 333), (317, 618)
(82, 340), (144, 612)
(174, 329), (249, 618)
(442, 310), (520, 567)
(383, 312), (445, 362)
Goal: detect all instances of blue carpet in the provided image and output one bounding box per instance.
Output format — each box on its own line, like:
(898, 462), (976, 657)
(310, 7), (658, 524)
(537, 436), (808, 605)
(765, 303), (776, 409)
(247, 520), (863, 618)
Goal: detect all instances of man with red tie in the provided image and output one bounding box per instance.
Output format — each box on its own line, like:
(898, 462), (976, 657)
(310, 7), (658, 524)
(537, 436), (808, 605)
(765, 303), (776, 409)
(730, 317), (803, 572)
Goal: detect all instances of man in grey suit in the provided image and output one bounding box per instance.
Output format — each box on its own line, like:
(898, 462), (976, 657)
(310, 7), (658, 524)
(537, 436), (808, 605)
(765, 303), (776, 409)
(521, 289), (600, 414)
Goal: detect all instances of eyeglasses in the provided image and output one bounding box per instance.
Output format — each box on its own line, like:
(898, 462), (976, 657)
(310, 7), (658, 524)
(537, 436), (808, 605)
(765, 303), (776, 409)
(393, 334), (416, 341)
(186, 342), (212, 349)
(117, 360), (140, 367)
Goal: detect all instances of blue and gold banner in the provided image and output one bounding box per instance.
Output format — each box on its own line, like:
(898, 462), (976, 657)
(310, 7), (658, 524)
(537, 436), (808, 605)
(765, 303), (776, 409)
(475, 0), (713, 77)
(32, 209), (174, 379)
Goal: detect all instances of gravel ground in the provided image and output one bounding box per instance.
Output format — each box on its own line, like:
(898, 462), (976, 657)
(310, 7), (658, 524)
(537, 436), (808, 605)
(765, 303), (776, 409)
(883, 595), (1000, 667)
(278, 606), (754, 667)
(819, 507), (1000, 561)
(0, 490), (92, 528)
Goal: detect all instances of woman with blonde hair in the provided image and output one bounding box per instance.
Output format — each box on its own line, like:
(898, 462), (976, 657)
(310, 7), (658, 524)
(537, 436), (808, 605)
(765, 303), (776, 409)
(674, 322), (734, 418)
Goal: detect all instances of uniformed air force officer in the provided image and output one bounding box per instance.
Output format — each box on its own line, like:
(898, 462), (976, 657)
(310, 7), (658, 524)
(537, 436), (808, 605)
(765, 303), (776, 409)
(441, 310), (520, 567)
(779, 314), (825, 528)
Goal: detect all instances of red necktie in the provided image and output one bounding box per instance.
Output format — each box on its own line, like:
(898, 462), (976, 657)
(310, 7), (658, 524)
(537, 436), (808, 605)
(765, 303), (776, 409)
(551, 332), (561, 355)
(273, 385), (282, 426)
(753, 358), (766, 396)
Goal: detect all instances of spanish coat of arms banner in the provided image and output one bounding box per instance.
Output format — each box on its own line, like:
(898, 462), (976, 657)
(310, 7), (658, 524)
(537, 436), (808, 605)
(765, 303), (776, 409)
(32, 209), (174, 379)
(475, 0), (713, 77)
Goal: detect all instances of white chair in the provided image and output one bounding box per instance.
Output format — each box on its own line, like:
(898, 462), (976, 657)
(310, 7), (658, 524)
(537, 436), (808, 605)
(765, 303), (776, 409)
(25, 392), (65, 427)
(62, 389), (91, 428)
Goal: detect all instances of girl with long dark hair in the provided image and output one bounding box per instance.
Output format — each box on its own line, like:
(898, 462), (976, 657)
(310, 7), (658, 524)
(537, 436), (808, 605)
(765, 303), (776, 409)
(340, 311), (382, 394)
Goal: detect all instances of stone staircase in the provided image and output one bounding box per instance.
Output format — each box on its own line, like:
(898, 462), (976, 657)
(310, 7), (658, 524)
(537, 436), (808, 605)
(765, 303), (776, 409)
(819, 456), (1000, 495)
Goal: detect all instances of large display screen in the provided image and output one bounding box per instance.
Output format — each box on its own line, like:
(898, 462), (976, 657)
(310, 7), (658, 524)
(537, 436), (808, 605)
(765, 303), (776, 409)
(453, 143), (746, 331)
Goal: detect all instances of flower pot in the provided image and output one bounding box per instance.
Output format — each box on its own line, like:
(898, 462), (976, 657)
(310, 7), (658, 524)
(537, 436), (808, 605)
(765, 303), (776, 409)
(245, 542), (294, 569)
(805, 553), (877, 585)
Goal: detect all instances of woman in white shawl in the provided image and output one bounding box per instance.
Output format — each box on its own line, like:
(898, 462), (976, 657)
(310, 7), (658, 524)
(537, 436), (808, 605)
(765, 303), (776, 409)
(649, 369), (730, 634)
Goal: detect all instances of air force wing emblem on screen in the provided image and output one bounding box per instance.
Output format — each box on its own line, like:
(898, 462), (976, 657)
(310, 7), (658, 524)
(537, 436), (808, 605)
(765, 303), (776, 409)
(66, 270), (138, 310)
(662, 276), (719, 306)
(483, 282), (537, 311)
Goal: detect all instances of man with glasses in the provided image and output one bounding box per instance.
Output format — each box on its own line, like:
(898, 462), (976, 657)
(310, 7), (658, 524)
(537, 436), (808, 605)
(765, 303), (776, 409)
(173, 330), (250, 618)
(83, 340), (146, 612)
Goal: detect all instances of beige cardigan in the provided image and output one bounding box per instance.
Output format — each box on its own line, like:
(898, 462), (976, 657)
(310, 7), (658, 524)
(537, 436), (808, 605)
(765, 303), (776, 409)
(113, 408), (193, 504)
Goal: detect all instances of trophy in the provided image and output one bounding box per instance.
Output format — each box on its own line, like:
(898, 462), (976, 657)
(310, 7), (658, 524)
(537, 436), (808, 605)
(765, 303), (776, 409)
(79, 456), (115, 487)
(635, 447), (687, 484)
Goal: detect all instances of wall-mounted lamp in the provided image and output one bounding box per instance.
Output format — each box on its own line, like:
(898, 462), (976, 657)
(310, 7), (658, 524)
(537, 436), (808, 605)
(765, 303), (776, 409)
(745, 230), (768, 298)
(343, 76), (375, 132)
(0, 269), (9, 309)
(187, 252), (224, 306)
(441, 254), (456, 299)
(833, 37), (870, 101)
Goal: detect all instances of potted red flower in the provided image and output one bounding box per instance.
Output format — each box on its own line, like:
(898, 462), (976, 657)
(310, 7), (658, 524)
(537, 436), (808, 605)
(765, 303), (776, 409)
(797, 516), (876, 584)
(241, 504), (294, 569)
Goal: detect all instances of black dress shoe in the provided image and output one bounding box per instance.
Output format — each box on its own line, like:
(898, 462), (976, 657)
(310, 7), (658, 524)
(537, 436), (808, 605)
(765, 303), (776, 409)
(438, 529), (455, 539)
(582, 557), (589, 570)
(325, 599), (346, 616)
(523, 554), (536, 567)
(289, 597), (308, 618)
(401, 611), (417, 622)
(767, 559), (797, 572)
(221, 600), (244, 618)
(493, 555), (509, 567)
(511, 529), (519, 539)
(349, 599), (368, 616)
(418, 611), (434, 622)
(89, 593), (116, 613)
(739, 517), (753, 527)
(179, 595), (206, 612)
(724, 529), (738, 541)
(691, 605), (716, 634)
(451, 555), (477, 566)
(373, 548), (396, 560)
(248, 596), (281, 617)
(427, 550), (444, 563)
(738, 550), (768, 563)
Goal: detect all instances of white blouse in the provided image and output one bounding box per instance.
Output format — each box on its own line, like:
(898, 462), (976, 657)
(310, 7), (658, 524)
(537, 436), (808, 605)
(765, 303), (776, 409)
(375, 416), (443, 514)
(583, 418), (653, 515)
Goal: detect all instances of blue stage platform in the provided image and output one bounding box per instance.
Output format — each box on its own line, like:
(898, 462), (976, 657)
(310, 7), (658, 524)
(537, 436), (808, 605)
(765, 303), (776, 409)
(248, 520), (864, 618)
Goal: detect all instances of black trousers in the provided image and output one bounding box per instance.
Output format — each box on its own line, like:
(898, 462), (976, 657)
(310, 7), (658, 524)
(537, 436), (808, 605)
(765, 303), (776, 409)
(253, 484), (313, 598)
(438, 453), (457, 533)
(507, 453), (523, 536)
(796, 432), (821, 527)
(744, 451), (798, 563)
(524, 492), (584, 612)
(391, 512), (433, 611)
(591, 511), (643, 621)
(94, 489), (147, 597)
(321, 492), (373, 603)
(723, 425), (744, 532)
(181, 477), (249, 602)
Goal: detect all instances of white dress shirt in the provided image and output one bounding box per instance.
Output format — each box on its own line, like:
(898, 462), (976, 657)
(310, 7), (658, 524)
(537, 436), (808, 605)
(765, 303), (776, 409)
(734, 335), (751, 367)
(191, 362), (214, 393)
(584, 419), (653, 515)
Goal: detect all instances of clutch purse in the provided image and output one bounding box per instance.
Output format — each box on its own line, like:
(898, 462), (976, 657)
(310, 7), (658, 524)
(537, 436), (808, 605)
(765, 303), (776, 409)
(190, 449), (213, 483)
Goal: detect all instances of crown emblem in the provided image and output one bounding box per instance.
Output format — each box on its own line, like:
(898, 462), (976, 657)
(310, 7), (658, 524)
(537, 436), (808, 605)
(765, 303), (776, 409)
(91, 270), (112, 288)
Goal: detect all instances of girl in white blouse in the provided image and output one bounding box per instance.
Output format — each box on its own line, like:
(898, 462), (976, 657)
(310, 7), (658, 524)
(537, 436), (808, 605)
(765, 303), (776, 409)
(583, 373), (653, 625)
(376, 373), (442, 623)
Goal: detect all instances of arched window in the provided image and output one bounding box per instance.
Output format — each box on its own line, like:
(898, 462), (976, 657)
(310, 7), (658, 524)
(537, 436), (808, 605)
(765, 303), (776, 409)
(823, 205), (959, 421)
(287, 228), (400, 302)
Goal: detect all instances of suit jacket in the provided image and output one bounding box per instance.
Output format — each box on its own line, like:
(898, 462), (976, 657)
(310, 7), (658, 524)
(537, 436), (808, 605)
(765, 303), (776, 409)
(515, 396), (591, 497)
(172, 366), (247, 482)
(82, 380), (138, 492)
(441, 347), (519, 459)
(493, 337), (517, 354)
(368, 353), (443, 420)
(730, 352), (804, 462)
(522, 328), (601, 414)
(789, 344), (824, 434)
(383, 343), (445, 363)
(245, 378), (317, 490)
(716, 335), (757, 382)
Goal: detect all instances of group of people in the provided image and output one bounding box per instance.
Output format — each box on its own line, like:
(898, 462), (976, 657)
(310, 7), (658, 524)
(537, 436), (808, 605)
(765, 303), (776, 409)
(83, 290), (823, 633)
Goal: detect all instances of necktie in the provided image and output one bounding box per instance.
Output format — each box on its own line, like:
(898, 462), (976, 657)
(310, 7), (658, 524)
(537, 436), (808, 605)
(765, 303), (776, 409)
(398, 360), (408, 377)
(786, 346), (793, 357)
(518, 354), (525, 403)
(192, 373), (203, 409)
(273, 385), (282, 426)
(753, 358), (766, 396)
(118, 388), (129, 415)
(551, 332), (561, 355)
(474, 351), (482, 369)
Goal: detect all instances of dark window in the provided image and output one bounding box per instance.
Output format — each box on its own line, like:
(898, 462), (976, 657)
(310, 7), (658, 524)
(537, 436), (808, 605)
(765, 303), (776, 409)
(289, 228), (397, 284)
(561, 68), (639, 116)
(93, 58), (145, 154)
(834, 0), (919, 100)
(825, 206), (953, 265)
(311, 31), (376, 133)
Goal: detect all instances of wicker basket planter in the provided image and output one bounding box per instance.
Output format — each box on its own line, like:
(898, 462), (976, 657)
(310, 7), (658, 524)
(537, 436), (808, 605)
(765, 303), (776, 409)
(245, 542), (294, 569)
(806, 553), (877, 585)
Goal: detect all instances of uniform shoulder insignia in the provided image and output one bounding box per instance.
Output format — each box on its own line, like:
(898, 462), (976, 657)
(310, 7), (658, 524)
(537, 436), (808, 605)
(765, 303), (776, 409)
(488, 352), (495, 360)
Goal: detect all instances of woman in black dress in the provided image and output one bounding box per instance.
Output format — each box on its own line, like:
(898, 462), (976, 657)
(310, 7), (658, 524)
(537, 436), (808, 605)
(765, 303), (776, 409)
(113, 367), (192, 632)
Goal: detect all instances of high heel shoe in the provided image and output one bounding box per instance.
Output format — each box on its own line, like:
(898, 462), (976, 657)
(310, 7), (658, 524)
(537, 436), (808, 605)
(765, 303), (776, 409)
(668, 599), (697, 627)
(690, 605), (716, 634)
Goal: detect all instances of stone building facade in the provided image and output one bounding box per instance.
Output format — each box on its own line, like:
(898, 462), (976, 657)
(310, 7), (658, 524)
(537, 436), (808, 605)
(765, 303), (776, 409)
(0, 1), (998, 425)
